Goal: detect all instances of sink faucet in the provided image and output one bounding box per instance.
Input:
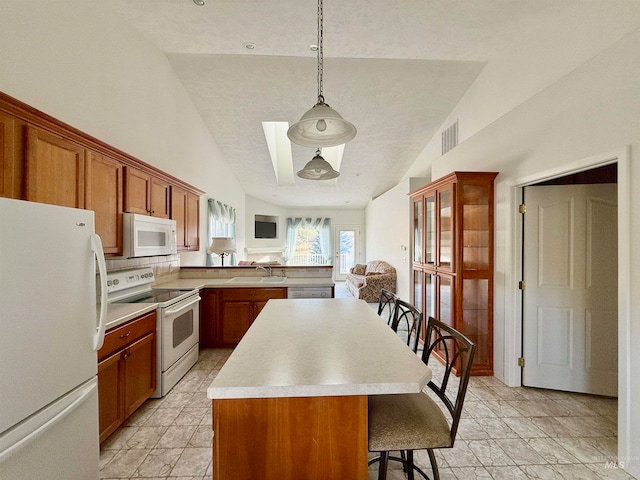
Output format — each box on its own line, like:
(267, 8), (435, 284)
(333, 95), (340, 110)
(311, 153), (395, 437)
(255, 265), (272, 277)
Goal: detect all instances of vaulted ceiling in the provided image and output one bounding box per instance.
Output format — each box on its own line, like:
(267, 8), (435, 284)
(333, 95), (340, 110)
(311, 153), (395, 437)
(107, 0), (640, 208)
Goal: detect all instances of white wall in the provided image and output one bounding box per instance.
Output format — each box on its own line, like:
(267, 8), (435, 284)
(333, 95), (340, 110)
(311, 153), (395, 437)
(243, 195), (288, 262)
(365, 178), (429, 300)
(0, 1), (245, 267)
(404, 28), (640, 477)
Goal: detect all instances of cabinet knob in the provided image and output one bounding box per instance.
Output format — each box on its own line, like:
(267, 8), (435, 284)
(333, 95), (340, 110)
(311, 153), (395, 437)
(119, 331), (131, 339)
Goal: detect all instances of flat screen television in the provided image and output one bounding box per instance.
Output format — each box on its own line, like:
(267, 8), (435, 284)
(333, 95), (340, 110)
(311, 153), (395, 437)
(255, 221), (277, 239)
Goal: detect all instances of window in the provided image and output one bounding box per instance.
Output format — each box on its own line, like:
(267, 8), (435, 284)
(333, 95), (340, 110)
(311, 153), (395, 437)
(207, 199), (236, 266)
(285, 217), (331, 266)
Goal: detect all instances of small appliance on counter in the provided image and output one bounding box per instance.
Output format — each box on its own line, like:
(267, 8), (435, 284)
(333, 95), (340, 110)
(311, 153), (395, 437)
(106, 267), (201, 398)
(0, 197), (108, 480)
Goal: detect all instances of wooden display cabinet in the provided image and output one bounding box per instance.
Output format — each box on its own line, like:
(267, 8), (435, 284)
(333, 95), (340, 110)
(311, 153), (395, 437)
(411, 171), (497, 375)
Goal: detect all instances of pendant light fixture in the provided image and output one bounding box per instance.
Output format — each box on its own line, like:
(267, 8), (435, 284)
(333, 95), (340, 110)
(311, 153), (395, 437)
(297, 149), (340, 180)
(287, 0), (356, 148)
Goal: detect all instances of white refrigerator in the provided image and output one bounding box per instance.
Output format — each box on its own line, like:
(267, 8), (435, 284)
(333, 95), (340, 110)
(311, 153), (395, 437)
(0, 197), (107, 479)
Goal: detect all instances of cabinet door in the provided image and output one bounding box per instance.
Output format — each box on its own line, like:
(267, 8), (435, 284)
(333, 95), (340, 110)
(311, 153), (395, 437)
(150, 176), (170, 218)
(25, 126), (85, 208)
(221, 300), (253, 345)
(171, 185), (188, 249)
(437, 184), (454, 271)
(0, 111), (20, 199)
(98, 351), (124, 444)
(412, 197), (423, 264)
(199, 289), (218, 348)
(85, 151), (123, 255)
(425, 193), (436, 266)
(123, 332), (156, 418)
(124, 166), (151, 215)
(186, 192), (200, 250)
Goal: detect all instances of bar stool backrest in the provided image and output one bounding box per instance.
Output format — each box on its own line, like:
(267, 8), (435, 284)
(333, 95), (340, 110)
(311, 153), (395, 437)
(422, 316), (476, 445)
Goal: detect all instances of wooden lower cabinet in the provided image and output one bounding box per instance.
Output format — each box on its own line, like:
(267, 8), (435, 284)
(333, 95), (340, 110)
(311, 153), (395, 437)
(199, 288), (218, 348)
(200, 288), (286, 348)
(97, 311), (156, 444)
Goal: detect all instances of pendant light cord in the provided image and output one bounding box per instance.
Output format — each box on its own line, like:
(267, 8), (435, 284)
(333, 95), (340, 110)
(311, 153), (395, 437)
(317, 0), (324, 104)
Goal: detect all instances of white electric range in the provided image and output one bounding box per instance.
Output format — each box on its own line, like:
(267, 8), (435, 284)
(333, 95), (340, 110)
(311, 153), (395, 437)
(106, 268), (201, 398)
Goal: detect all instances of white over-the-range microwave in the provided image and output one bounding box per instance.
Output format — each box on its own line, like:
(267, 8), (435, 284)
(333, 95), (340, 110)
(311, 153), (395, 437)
(121, 213), (177, 258)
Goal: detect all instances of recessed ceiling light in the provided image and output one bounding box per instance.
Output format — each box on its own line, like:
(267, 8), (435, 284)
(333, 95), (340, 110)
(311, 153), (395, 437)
(309, 44), (318, 52)
(193, 0), (205, 6)
(244, 43), (256, 50)
(354, 173), (361, 177)
(345, 200), (351, 204)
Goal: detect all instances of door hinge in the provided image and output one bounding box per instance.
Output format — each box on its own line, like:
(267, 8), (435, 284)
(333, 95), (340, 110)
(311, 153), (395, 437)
(518, 204), (526, 214)
(518, 280), (526, 290)
(518, 357), (525, 368)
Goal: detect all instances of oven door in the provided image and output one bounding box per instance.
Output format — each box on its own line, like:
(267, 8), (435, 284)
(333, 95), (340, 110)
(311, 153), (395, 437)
(161, 293), (200, 371)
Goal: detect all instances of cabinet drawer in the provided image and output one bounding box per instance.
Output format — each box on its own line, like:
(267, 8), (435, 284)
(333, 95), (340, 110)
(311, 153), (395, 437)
(252, 288), (286, 301)
(99, 311), (156, 361)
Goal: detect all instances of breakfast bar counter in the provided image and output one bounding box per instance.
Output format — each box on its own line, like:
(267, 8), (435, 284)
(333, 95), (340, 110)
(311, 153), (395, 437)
(207, 298), (431, 480)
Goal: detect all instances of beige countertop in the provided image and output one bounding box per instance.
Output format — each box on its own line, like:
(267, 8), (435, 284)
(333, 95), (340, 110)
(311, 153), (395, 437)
(155, 277), (335, 289)
(207, 298), (431, 400)
(104, 302), (157, 331)
(104, 277), (334, 332)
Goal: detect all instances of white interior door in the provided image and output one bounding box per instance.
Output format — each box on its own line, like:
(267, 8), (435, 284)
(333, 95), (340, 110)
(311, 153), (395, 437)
(334, 225), (361, 281)
(522, 184), (617, 396)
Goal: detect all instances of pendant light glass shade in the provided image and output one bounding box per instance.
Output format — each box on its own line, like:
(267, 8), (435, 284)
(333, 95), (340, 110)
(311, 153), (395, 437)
(287, 100), (357, 148)
(297, 149), (340, 180)
(288, 0), (356, 149)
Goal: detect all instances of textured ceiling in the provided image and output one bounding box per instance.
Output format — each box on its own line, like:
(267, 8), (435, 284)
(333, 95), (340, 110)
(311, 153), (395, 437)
(106, 0), (640, 208)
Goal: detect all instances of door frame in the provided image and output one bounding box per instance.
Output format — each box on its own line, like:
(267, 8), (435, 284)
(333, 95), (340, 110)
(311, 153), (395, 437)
(504, 146), (631, 462)
(333, 224), (362, 281)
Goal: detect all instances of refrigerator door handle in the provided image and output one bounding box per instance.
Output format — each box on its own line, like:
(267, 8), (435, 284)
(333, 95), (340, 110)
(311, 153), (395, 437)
(0, 378), (97, 463)
(92, 234), (108, 351)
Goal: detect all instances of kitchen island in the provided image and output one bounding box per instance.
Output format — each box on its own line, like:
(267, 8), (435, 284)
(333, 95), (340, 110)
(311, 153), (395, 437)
(207, 298), (431, 480)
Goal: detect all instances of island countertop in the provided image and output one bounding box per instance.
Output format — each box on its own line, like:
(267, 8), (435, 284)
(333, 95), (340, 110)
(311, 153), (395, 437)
(207, 298), (431, 399)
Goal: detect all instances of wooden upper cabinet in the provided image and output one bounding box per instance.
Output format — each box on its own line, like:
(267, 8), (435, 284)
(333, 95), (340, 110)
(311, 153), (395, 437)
(85, 151), (123, 255)
(123, 166), (151, 215)
(171, 185), (200, 251)
(124, 166), (170, 218)
(0, 111), (21, 199)
(186, 191), (199, 250)
(25, 126), (85, 208)
(150, 176), (170, 219)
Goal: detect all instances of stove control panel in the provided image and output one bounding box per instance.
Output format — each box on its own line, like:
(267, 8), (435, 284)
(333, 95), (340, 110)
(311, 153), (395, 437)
(105, 267), (155, 294)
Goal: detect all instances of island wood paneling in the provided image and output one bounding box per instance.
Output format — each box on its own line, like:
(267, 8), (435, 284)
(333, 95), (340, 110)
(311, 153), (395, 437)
(212, 395), (368, 480)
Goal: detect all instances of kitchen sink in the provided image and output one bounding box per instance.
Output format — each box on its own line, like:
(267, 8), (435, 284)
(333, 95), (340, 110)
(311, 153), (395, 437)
(260, 276), (287, 283)
(226, 276), (287, 284)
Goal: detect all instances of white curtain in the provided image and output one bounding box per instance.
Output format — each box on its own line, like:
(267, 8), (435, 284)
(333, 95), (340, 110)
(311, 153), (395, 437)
(207, 199), (236, 266)
(285, 217), (331, 265)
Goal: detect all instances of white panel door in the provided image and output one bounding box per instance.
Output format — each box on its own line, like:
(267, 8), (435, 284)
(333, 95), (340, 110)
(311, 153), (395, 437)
(334, 225), (361, 281)
(522, 184), (617, 396)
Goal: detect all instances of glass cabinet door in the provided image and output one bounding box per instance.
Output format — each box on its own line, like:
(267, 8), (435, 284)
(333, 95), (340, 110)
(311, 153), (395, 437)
(412, 198), (423, 263)
(437, 273), (454, 326)
(425, 194), (436, 266)
(438, 186), (453, 270)
(462, 184), (490, 271)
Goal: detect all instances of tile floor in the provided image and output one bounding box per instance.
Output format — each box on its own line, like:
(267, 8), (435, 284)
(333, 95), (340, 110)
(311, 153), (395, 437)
(99, 284), (632, 479)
